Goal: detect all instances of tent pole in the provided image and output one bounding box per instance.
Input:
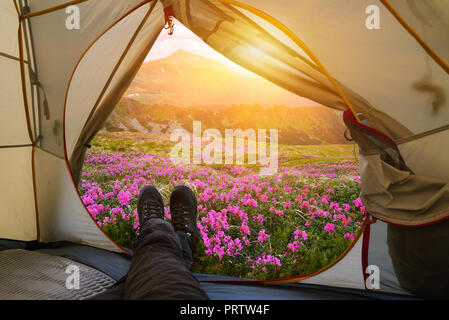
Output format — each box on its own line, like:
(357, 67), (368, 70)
(380, 0), (449, 75)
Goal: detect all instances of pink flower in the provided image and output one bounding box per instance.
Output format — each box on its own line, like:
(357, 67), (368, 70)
(320, 196), (329, 204)
(353, 197), (363, 208)
(329, 202), (340, 211)
(81, 195), (94, 206)
(253, 214), (264, 224)
(324, 223), (335, 233)
(240, 223), (250, 236)
(87, 203), (104, 219)
(294, 229), (308, 241)
(164, 207), (171, 220)
(344, 233), (355, 240)
(257, 229), (270, 243)
(287, 241), (302, 253)
(260, 194), (269, 203)
(117, 190), (132, 207)
(274, 209), (284, 217)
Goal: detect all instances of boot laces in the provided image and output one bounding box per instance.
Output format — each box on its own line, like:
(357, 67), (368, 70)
(172, 203), (191, 234)
(142, 199), (162, 221)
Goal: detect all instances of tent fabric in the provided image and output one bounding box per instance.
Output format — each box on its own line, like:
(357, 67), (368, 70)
(358, 154), (449, 225)
(300, 230), (365, 290)
(343, 110), (449, 226)
(0, 249), (115, 300)
(398, 128), (449, 181)
(68, 0), (165, 185)
(385, 0), (449, 70)
(366, 221), (412, 295)
(65, 3), (155, 161)
(0, 239), (132, 281)
(25, 0), (149, 157)
(36, 242), (132, 282)
(0, 0), (448, 298)
(0, 57), (31, 146)
(0, 147), (36, 241)
(0, 1), (22, 59)
(35, 147), (123, 252)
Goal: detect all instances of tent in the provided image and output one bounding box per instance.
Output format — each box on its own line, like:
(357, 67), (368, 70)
(1, 0), (448, 299)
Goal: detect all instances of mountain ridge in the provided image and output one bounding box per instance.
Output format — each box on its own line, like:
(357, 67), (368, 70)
(104, 98), (348, 145)
(124, 49), (318, 107)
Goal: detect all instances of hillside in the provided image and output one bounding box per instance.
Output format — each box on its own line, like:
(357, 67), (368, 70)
(124, 49), (316, 107)
(104, 98), (348, 145)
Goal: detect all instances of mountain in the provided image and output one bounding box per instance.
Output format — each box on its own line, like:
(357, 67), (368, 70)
(105, 49), (349, 145)
(124, 49), (316, 107)
(104, 98), (348, 145)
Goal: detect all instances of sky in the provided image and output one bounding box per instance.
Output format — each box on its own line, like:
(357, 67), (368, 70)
(143, 18), (318, 106)
(144, 19), (251, 73)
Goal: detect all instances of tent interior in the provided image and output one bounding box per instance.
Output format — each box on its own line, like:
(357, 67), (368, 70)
(1, 0), (448, 299)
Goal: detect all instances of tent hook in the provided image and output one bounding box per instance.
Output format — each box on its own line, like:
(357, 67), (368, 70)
(365, 213), (377, 225)
(164, 15), (175, 36)
(344, 128), (353, 142)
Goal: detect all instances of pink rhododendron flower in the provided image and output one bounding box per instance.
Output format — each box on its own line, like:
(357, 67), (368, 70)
(117, 190), (132, 207)
(324, 223), (335, 233)
(257, 229), (270, 243)
(344, 233), (355, 240)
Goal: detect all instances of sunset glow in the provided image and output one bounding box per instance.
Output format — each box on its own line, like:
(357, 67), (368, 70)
(145, 19), (255, 75)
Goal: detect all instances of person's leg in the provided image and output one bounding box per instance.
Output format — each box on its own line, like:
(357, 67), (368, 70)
(123, 185), (208, 300)
(123, 218), (208, 300)
(175, 230), (194, 270)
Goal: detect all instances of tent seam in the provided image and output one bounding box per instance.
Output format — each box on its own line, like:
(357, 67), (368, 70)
(14, 0), (34, 144)
(31, 147), (41, 241)
(0, 144), (33, 149)
(14, 0), (41, 241)
(0, 51), (29, 64)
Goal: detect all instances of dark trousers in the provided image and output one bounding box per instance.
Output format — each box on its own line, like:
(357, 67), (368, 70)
(124, 218), (209, 300)
(92, 218), (209, 300)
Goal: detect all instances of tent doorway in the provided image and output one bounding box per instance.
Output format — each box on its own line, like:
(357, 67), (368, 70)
(70, 16), (365, 281)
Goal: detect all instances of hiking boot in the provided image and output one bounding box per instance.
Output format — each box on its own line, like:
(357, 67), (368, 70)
(137, 185), (164, 229)
(170, 186), (201, 249)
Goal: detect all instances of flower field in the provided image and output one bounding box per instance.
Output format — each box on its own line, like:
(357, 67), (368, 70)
(79, 132), (365, 280)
